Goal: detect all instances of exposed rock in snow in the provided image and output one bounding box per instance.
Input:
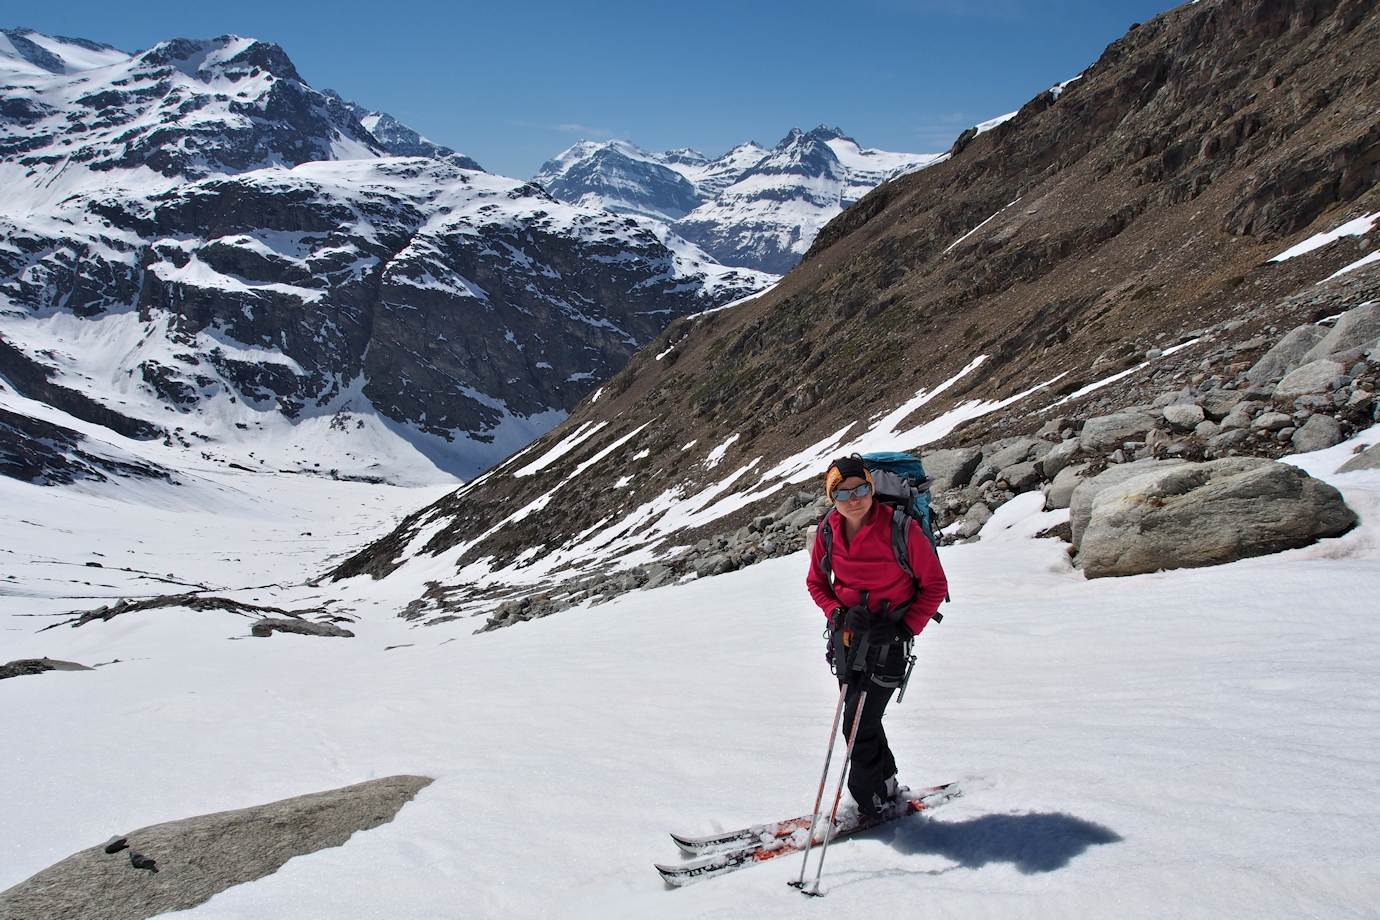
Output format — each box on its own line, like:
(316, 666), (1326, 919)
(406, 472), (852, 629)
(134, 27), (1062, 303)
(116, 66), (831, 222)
(0, 657), (92, 680)
(1077, 458), (1357, 578)
(0, 776), (432, 920)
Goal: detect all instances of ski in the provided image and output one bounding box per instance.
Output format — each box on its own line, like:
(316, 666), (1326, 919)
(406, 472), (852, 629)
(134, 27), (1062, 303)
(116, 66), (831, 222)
(668, 782), (959, 856)
(656, 783), (960, 887)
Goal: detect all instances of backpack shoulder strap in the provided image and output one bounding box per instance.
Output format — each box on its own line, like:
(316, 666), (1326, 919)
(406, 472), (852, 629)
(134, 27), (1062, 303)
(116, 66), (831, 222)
(889, 506), (946, 623)
(818, 510), (835, 582)
(889, 506), (914, 580)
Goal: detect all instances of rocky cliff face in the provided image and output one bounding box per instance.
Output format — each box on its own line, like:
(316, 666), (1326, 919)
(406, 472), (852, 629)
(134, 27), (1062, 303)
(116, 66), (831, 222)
(332, 0), (1380, 622)
(0, 31), (773, 484)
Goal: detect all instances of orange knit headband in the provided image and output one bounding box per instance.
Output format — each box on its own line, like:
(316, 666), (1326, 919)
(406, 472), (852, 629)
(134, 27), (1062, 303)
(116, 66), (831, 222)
(824, 464), (874, 501)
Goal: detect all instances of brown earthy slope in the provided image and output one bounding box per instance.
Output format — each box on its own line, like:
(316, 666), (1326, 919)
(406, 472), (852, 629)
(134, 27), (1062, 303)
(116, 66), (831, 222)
(332, 0), (1379, 608)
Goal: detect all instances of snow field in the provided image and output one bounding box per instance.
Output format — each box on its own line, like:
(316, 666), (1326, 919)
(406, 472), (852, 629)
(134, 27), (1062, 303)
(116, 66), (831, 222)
(2, 437), (1379, 918)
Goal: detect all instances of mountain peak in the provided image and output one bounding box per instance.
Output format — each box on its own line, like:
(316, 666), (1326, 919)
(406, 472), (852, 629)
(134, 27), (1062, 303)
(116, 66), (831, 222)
(806, 124), (848, 141)
(140, 35), (302, 83)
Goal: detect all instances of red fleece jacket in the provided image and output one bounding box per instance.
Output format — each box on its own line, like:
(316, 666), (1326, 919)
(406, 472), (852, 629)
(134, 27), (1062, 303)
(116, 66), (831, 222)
(806, 503), (948, 637)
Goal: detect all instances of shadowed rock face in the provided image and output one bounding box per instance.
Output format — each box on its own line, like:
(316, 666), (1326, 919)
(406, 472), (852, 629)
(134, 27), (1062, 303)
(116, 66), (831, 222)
(0, 775), (433, 920)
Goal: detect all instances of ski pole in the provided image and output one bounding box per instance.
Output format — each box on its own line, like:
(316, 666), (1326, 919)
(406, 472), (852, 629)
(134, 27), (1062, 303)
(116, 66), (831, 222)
(801, 683), (870, 897)
(790, 680), (849, 890)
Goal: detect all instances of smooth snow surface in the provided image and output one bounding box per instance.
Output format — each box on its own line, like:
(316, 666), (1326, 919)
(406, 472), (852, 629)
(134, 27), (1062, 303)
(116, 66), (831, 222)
(3, 431), (1379, 918)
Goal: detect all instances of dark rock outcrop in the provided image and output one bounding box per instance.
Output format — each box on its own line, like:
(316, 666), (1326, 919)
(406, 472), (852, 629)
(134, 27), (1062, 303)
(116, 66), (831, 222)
(250, 618), (354, 638)
(0, 658), (92, 680)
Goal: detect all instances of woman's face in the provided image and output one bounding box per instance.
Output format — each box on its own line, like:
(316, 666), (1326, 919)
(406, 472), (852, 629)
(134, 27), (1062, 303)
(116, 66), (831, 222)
(832, 475), (874, 526)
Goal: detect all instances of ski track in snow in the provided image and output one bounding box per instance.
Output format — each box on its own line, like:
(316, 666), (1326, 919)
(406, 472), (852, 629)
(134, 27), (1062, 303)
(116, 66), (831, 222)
(2, 428), (1379, 918)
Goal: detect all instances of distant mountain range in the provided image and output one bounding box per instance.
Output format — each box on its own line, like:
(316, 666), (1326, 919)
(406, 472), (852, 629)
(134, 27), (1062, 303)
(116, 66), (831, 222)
(0, 28), (771, 485)
(534, 127), (945, 273)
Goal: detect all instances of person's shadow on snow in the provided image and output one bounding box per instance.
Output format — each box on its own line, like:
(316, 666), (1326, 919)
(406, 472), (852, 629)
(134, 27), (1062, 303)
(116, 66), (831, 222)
(884, 811), (1123, 873)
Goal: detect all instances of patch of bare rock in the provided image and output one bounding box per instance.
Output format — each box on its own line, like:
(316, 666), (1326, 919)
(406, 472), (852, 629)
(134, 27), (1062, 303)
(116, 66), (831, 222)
(0, 776), (433, 920)
(0, 658), (92, 680)
(44, 593), (354, 639)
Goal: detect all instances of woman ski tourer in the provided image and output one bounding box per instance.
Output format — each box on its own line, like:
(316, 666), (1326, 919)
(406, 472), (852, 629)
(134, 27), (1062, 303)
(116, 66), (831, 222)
(805, 454), (948, 817)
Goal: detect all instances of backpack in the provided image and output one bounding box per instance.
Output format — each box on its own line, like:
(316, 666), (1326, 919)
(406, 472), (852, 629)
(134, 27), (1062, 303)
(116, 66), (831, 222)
(818, 450), (949, 624)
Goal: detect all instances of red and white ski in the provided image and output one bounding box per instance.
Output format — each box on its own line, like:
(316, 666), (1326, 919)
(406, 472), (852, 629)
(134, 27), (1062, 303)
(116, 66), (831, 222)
(656, 782), (960, 887)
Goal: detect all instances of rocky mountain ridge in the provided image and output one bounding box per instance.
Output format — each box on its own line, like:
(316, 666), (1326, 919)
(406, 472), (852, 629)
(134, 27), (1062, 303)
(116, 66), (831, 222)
(329, 0), (1380, 624)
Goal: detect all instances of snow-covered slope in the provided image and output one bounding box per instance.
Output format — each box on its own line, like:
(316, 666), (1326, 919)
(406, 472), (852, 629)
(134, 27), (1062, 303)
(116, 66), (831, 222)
(0, 30), (775, 486)
(535, 129), (943, 273)
(2, 430), (1377, 918)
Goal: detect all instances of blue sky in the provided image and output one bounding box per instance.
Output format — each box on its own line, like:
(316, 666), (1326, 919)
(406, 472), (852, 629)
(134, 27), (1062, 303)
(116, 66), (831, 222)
(12, 0), (1183, 177)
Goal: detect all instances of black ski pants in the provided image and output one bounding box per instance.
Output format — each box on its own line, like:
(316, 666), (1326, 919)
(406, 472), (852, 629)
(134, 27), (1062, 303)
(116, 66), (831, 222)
(840, 643), (908, 810)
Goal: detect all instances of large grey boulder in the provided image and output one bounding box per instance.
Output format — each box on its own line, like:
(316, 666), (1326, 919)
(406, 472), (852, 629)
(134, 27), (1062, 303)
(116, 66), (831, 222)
(1199, 389), (1246, 421)
(1274, 359), (1346, 398)
(1044, 463), (1090, 510)
(984, 437), (1049, 471)
(0, 775), (433, 920)
(956, 502), (993, 539)
(1244, 324), (1328, 384)
(997, 460), (1043, 493)
(1251, 411), (1294, 432)
(1301, 302), (1380, 363)
(1070, 459), (1190, 548)
(924, 447), (983, 492)
(1163, 404), (1205, 431)
(1040, 438), (1081, 480)
(1078, 459), (1357, 578)
(1079, 409), (1159, 453)
(1220, 400), (1262, 430)
(1290, 415), (1344, 453)
(1338, 443), (1380, 473)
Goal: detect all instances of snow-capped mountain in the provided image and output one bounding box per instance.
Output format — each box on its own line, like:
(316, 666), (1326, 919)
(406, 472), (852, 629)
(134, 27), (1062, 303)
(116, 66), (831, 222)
(534, 127), (943, 273)
(664, 142), (772, 200)
(0, 30), (773, 486)
(532, 139), (703, 221)
(323, 89), (484, 171)
(0, 30), (386, 215)
(673, 126), (947, 274)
